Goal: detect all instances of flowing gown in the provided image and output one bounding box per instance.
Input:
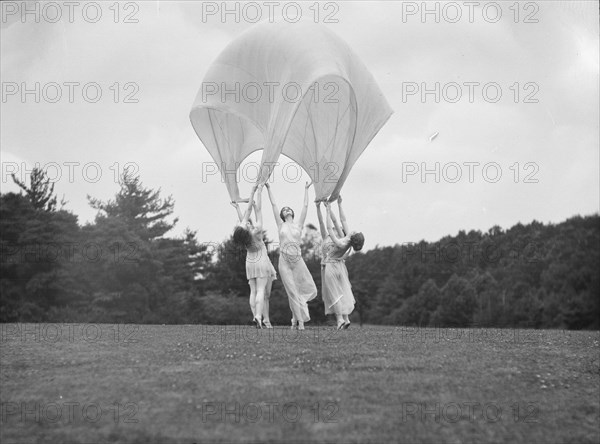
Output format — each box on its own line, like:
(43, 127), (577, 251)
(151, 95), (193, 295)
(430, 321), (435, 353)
(278, 223), (317, 322)
(321, 236), (355, 315)
(246, 229), (277, 280)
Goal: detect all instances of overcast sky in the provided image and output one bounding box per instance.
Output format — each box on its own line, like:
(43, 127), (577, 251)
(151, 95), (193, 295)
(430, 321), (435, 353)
(1, 1), (598, 249)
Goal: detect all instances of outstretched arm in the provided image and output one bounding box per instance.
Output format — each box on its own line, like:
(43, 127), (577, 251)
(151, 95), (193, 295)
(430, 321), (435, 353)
(329, 204), (344, 238)
(337, 195), (350, 235)
(325, 202), (347, 249)
(254, 184), (264, 230)
(315, 201), (327, 239)
(231, 201), (244, 222)
(298, 181), (312, 228)
(241, 185), (258, 225)
(264, 182), (282, 229)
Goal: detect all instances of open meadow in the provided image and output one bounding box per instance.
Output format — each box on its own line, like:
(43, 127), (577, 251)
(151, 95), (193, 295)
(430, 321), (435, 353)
(1, 324), (598, 443)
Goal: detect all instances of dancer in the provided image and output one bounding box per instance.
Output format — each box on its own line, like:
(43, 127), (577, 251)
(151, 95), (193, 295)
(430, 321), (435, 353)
(232, 184), (276, 329)
(321, 197), (364, 329)
(265, 181), (317, 330)
(316, 197), (347, 327)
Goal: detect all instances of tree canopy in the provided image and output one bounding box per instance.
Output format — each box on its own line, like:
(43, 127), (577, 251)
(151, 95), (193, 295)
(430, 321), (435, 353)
(1, 168), (598, 329)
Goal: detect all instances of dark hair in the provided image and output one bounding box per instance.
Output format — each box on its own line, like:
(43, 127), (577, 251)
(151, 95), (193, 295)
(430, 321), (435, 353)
(233, 225), (252, 248)
(350, 232), (365, 251)
(279, 207), (295, 222)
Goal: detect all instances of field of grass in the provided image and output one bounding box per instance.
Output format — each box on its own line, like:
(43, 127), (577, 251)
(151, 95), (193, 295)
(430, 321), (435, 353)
(1, 323), (598, 443)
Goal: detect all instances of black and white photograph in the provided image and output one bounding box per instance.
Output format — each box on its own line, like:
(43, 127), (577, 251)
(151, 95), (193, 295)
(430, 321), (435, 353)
(1, 1), (599, 443)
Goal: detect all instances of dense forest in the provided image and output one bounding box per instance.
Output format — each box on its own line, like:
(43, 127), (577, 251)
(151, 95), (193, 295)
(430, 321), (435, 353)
(1, 168), (598, 329)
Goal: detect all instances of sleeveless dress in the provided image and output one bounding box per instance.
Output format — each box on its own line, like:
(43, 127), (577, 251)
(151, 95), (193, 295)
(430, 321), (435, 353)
(278, 223), (317, 322)
(321, 236), (355, 315)
(245, 229), (277, 281)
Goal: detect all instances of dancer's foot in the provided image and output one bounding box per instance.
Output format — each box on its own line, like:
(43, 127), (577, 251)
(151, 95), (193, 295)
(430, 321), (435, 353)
(290, 318), (297, 330)
(337, 321), (345, 330)
(298, 321), (305, 331)
(263, 321), (273, 329)
(253, 317), (263, 329)
(342, 321), (351, 330)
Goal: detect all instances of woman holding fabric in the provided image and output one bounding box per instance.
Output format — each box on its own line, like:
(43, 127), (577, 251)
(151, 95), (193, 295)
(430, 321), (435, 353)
(265, 181), (317, 330)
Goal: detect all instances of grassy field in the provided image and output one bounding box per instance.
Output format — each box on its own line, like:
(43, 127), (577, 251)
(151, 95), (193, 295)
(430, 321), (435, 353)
(1, 323), (598, 443)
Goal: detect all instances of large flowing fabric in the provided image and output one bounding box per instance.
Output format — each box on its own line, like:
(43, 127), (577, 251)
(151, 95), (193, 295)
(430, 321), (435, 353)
(190, 21), (393, 202)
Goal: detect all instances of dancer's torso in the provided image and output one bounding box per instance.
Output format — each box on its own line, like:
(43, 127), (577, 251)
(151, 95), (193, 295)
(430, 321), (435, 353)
(322, 236), (348, 263)
(247, 229), (266, 254)
(279, 223), (302, 262)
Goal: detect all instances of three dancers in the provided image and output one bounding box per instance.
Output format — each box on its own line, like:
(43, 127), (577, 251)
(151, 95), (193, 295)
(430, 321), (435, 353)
(233, 182), (363, 329)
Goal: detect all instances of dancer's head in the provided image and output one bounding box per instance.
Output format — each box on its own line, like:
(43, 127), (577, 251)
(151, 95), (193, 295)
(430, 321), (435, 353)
(280, 206), (294, 221)
(349, 231), (365, 251)
(233, 225), (252, 248)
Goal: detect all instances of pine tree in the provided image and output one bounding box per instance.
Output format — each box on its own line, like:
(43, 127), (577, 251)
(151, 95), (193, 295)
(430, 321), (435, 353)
(88, 168), (177, 241)
(11, 167), (61, 212)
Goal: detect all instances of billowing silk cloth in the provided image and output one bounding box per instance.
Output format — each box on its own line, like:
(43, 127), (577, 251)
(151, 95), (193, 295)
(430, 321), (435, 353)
(190, 21), (393, 202)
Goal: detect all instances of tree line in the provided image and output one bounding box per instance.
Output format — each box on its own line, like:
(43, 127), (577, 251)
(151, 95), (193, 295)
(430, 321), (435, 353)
(1, 168), (598, 329)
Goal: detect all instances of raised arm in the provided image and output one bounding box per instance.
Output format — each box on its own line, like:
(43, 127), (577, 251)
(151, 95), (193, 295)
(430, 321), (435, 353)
(264, 182), (282, 229)
(231, 201), (244, 222)
(337, 195), (350, 235)
(254, 184), (264, 230)
(298, 181), (312, 228)
(329, 205), (344, 238)
(325, 202), (347, 249)
(315, 201), (327, 239)
(240, 185), (258, 225)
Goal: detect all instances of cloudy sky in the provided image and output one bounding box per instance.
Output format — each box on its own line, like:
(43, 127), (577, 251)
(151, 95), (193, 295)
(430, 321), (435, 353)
(1, 1), (598, 248)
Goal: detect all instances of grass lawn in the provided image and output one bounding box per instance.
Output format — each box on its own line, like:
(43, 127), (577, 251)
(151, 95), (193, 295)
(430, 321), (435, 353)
(1, 323), (598, 443)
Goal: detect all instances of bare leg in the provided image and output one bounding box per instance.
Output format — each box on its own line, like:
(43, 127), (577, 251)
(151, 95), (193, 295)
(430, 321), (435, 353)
(248, 279), (257, 319)
(254, 277), (269, 328)
(262, 277), (273, 328)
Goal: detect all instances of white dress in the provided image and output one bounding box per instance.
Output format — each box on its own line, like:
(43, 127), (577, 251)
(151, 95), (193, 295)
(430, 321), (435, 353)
(246, 229), (277, 280)
(278, 223), (317, 322)
(321, 236), (355, 315)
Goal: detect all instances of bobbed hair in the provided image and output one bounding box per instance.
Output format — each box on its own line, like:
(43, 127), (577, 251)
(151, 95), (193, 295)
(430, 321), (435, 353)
(280, 207), (295, 222)
(233, 225), (252, 248)
(350, 232), (365, 251)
